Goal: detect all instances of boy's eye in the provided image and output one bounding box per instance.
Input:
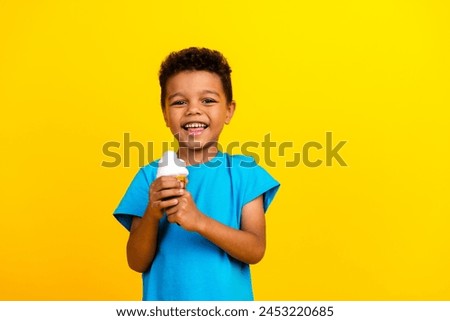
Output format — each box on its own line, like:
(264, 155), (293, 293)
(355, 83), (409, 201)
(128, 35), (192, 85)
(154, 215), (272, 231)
(202, 98), (217, 105)
(170, 100), (186, 107)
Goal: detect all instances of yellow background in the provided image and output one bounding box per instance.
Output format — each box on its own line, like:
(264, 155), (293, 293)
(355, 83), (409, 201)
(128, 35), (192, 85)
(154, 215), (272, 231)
(1, 0), (449, 300)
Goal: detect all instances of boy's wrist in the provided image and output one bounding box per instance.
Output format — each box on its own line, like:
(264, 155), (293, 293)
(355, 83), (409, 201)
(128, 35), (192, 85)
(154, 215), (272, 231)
(195, 212), (209, 235)
(144, 205), (163, 223)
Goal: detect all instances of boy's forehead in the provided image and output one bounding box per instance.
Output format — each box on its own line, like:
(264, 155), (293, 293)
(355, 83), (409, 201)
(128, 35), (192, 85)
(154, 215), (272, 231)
(166, 70), (224, 95)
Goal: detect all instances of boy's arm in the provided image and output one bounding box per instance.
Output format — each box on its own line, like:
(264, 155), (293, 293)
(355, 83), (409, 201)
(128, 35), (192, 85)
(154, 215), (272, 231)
(126, 177), (184, 272)
(166, 193), (266, 264)
(126, 213), (159, 273)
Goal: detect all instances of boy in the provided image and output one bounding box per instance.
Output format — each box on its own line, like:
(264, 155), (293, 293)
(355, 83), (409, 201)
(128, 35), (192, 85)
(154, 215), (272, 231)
(114, 47), (279, 300)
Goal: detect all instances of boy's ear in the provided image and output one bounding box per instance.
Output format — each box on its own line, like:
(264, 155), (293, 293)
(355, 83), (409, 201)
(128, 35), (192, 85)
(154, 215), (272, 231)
(163, 108), (170, 127)
(225, 101), (236, 125)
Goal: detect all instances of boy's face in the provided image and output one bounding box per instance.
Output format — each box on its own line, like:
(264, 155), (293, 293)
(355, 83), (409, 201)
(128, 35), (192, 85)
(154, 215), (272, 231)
(163, 70), (235, 151)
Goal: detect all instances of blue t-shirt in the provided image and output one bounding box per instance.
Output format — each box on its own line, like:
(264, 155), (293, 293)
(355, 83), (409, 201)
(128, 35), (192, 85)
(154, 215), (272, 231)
(114, 152), (280, 300)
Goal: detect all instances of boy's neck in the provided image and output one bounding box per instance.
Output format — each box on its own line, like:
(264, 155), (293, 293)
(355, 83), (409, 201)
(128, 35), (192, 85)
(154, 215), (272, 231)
(177, 145), (219, 166)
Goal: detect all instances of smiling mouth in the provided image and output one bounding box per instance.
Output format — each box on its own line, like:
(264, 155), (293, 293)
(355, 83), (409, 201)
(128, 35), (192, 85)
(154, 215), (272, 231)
(182, 122), (209, 136)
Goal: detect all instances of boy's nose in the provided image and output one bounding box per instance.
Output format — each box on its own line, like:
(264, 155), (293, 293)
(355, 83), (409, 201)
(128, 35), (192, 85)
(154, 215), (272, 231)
(185, 102), (202, 115)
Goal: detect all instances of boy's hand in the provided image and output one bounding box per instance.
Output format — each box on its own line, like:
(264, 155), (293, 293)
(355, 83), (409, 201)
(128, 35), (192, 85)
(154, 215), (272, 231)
(165, 191), (205, 232)
(147, 176), (185, 220)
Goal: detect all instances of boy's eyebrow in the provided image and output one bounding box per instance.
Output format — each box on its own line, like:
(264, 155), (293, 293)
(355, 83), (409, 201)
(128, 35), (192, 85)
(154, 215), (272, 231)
(167, 90), (220, 101)
(200, 90), (220, 97)
(167, 92), (183, 101)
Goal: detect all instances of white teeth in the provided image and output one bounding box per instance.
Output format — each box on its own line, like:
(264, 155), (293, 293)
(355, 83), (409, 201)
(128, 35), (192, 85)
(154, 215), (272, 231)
(184, 123), (207, 128)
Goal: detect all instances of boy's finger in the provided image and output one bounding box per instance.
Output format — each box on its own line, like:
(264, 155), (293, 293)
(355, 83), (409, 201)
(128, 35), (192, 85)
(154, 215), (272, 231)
(166, 213), (176, 223)
(165, 206), (178, 216)
(159, 198), (179, 209)
(181, 178), (188, 188)
(153, 176), (182, 190)
(154, 188), (184, 201)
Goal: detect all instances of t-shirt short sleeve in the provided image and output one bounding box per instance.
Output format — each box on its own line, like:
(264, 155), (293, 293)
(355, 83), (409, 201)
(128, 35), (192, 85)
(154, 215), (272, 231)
(234, 156), (280, 213)
(113, 167), (153, 231)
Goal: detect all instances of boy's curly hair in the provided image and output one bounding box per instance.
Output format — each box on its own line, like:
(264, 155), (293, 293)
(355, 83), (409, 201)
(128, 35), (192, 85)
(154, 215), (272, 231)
(159, 47), (233, 108)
